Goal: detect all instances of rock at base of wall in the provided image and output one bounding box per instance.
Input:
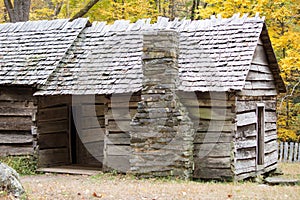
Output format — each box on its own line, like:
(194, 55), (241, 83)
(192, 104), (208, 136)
(0, 162), (25, 198)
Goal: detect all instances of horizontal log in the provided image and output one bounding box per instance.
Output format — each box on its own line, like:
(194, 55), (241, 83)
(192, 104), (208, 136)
(237, 124), (256, 138)
(103, 155), (130, 173)
(236, 100), (276, 113)
(106, 109), (136, 120)
(235, 139), (256, 149)
(81, 141), (104, 157)
(265, 122), (276, 131)
(236, 112), (256, 126)
(78, 128), (105, 143)
(181, 98), (234, 108)
(234, 158), (256, 175)
(107, 120), (131, 133)
(72, 95), (108, 105)
(0, 145), (33, 156)
(0, 87), (34, 101)
(109, 93), (141, 103)
(265, 140), (277, 153)
(264, 151), (278, 167)
(0, 116), (32, 131)
(197, 120), (234, 132)
(38, 148), (70, 167)
(39, 106), (68, 122)
(193, 167), (233, 179)
(0, 132), (32, 144)
(0, 105), (36, 117)
(194, 143), (232, 158)
(265, 111), (277, 123)
(188, 107), (234, 120)
(238, 89), (277, 97)
(244, 81), (276, 90)
(246, 72), (274, 81)
(81, 116), (105, 129)
(250, 64), (272, 74)
(235, 147), (256, 160)
(106, 145), (131, 156)
(38, 133), (68, 149)
(108, 101), (138, 109)
(81, 105), (106, 117)
(194, 132), (233, 143)
(105, 136), (130, 145)
(38, 120), (68, 134)
(38, 95), (71, 108)
(194, 156), (231, 168)
(177, 91), (234, 101)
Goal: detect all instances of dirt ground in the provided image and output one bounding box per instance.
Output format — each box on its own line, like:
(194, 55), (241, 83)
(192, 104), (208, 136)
(17, 163), (300, 200)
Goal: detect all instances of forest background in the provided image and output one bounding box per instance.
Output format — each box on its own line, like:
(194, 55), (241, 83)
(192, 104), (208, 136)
(0, 0), (299, 142)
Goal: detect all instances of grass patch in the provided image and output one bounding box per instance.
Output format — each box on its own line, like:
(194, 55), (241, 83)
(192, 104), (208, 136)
(0, 155), (37, 176)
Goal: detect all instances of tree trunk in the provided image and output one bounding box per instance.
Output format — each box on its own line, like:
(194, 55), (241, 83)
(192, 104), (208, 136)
(4, 0), (31, 23)
(70, 0), (100, 21)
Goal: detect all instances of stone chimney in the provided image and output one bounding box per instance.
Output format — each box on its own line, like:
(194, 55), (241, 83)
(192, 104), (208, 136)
(130, 30), (195, 179)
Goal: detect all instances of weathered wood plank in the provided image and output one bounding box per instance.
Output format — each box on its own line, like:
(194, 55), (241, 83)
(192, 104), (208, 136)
(250, 64), (272, 74)
(194, 157), (231, 168)
(197, 120), (234, 132)
(0, 132), (32, 144)
(0, 87), (33, 101)
(0, 116), (32, 131)
(0, 145), (33, 156)
(0, 105), (34, 116)
(108, 101), (138, 109)
(188, 107), (234, 120)
(38, 148), (70, 167)
(81, 116), (105, 129)
(38, 120), (68, 134)
(265, 111), (277, 123)
(38, 95), (71, 108)
(265, 140), (277, 154)
(106, 109), (136, 120)
(279, 142), (283, 161)
(238, 89), (277, 97)
(236, 100), (276, 113)
(178, 91), (234, 101)
(284, 142), (289, 161)
(106, 145), (131, 156)
(246, 72), (274, 81)
(244, 81), (276, 90)
(81, 105), (106, 117)
(236, 112), (256, 126)
(235, 139), (256, 149)
(194, 132), (233, 143)
(107, 120), (131, 133)
(237, 124), (256, 138)
(103, 155), (130, 173)
(79, 128), (105, 143)
(289, 142), (294, 162)
(181, 98), (234, 108)
(105, 137), (130, 145)
(194, 143), (232, 157)
(235, 148), (256, 160)
(193, 167), (233, 180)
(294, 143), (299, 162)
(38, 133), (68, 149)
(252, 45), (268, 65)
(39, 106), (68, 122)
(235, 158), (256, 175)
(264, 151), (278, 167)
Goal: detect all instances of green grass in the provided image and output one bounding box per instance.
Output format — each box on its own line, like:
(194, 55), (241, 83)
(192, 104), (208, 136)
(0, 155), (38, 176)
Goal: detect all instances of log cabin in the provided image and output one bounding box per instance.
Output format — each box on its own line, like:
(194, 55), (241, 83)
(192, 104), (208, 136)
(1, 14), (286, 180)
(0, 18), (89, 156)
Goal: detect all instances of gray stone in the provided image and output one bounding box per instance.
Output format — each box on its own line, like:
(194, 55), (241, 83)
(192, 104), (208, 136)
(0, 162), (25, 198)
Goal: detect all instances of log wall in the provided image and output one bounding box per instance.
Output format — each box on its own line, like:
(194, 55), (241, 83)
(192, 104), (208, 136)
(234, 40), (278, 180)
(37, 95), (71, 167)
(103, 92), (140, 173)
(179, 92), (235, 180)
(0, 87), (36, 156)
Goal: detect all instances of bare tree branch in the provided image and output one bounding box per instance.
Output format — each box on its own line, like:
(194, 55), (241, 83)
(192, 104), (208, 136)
(279, 78), (300, 110)
(70, 0), (100, 21)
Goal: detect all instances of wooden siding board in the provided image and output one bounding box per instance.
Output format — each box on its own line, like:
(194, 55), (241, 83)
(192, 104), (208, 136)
(0, 132), (32, 144)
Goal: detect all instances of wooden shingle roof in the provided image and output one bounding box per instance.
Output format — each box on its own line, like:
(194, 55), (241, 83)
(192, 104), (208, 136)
(0, 18), (89, 86)
(0, 15), (284, 95)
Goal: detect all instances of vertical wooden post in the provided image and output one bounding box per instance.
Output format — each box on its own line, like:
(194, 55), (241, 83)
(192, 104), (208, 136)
(289, 142), (294, 162)
(294, 143), (298, 162)
(284, 142), (288, 161)
(279, 142), (283, 161)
